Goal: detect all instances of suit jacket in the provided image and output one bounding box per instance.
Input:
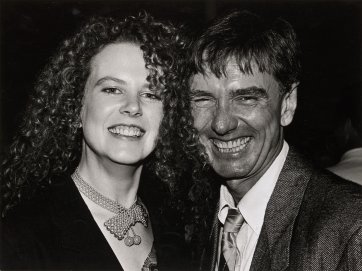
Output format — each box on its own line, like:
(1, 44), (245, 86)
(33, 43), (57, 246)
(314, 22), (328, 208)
(1, 174), (126, 270)
(1, 174), (191, 270)
(200, 147), (362, 271)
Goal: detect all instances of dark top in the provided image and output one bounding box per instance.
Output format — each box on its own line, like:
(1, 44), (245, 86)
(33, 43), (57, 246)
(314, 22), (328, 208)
(0, 174), (191, 270)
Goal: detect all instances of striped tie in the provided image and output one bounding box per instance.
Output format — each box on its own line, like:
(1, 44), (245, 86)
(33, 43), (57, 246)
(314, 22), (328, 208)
(219, 208), (244, 271)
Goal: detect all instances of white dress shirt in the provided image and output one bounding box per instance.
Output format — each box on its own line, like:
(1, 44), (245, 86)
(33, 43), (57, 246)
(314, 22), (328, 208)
(328, 147), (362, 185)
(216, 141), (289, 271)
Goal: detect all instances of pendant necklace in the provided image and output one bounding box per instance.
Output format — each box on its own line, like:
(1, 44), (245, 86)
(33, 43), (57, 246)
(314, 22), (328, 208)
(72, 168), (148, 247)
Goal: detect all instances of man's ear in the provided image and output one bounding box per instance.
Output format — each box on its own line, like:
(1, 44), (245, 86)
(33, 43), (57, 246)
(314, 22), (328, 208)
(280, 83), (298, 127)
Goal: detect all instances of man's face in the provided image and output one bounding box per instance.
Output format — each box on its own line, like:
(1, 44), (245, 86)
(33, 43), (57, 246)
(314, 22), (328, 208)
(190, 61), (297, 184)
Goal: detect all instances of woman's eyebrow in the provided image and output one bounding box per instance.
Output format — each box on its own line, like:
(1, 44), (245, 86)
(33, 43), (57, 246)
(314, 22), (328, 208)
(95, 77), (150, 89)
(230, 87), (268, 98)
(95, 76), (127, 86)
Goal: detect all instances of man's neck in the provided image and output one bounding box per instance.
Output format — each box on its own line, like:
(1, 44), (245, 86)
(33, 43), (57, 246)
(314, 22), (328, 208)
(226, 178), (259, 203)
(225, 140), (288, 203)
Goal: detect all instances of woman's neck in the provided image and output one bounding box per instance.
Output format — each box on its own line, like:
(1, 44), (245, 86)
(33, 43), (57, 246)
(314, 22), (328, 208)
(76, 158), (142, 208)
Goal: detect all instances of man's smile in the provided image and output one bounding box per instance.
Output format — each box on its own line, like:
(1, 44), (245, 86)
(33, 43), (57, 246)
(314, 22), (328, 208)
(211, 137), (252, 153)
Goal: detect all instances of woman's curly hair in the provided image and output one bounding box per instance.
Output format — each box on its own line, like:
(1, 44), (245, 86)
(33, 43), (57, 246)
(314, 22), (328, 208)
(0, 12), (204, 219)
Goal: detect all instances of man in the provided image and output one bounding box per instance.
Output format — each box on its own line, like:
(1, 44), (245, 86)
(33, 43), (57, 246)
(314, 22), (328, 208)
(189, 11), (362, 271)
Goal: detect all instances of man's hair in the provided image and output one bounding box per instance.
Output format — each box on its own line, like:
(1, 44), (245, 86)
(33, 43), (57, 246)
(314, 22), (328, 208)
(182, 10), (302, 256)
(192, 10), (301, 93)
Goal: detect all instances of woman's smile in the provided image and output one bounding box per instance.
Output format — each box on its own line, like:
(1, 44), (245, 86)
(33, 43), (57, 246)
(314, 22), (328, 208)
(108, 124), (145, 138)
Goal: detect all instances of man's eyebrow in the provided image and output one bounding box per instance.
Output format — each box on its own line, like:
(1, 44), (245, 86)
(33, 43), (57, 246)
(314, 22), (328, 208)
(190, 89), (213, 96)
(95, 76), (127, 86)
(230, 87), (268, 98)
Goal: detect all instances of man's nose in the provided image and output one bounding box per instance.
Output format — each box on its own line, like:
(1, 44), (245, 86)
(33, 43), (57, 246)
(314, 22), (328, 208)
(211, 102), (238, 135)
(119, 94), (142, 117)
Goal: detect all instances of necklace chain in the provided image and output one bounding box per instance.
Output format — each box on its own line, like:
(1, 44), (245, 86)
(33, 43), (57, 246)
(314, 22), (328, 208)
(72, 168), (133, 214)
(71, 168), (148, 246)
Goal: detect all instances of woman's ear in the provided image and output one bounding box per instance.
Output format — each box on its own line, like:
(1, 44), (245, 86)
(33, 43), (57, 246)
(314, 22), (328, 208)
(280, 83), (298, 127)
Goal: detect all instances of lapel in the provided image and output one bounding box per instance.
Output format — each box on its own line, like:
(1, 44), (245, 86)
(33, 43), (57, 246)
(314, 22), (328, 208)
(200, 201), (220, 271)
(48, 174), (122, 269)
(251, 147), (313, 271)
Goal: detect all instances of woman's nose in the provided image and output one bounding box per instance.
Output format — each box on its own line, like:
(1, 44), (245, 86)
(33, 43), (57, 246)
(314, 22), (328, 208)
(119, 95), (142, 117)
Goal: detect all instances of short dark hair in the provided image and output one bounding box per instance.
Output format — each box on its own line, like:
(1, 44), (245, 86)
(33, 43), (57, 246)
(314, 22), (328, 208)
(182, 10), (302, 256)
(192, 10), (301, 93)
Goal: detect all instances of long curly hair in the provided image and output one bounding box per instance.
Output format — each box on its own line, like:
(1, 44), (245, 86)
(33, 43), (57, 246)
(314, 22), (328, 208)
(0, 12), (201, 218)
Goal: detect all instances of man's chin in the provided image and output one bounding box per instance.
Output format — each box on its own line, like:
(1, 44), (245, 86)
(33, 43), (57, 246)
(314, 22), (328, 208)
(212, 164), (249, 180)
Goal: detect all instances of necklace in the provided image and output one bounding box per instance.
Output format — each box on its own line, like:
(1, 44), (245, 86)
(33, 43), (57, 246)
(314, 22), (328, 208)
(71, 168), (148, 247)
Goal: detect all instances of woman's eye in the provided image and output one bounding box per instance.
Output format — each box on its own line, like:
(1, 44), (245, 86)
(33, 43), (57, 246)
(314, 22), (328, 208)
(102, 87), (123, 94)
(141, 92), (161, 100)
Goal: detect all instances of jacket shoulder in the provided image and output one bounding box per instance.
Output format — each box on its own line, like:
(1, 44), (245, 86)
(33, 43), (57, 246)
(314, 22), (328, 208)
(306, 168), (362, 218)
(283, 151), (362, 269)
(0, 174), (77, 269)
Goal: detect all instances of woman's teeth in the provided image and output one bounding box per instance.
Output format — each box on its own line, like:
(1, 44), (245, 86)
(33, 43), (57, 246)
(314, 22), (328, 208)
(108, 125), (144, 137)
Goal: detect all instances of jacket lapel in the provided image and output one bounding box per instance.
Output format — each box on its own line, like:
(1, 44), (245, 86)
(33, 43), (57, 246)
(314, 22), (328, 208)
(48, 174), (122, 269)
(251, 147), (313, 271)
(250, 229), (271, 271)
(200, 201), (220, 271)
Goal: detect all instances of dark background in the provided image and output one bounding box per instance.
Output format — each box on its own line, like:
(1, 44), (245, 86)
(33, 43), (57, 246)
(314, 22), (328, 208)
(1, 0), (361, 167)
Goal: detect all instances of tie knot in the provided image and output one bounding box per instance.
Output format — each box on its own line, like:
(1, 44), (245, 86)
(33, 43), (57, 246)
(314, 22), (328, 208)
(223, 208), (244, 233)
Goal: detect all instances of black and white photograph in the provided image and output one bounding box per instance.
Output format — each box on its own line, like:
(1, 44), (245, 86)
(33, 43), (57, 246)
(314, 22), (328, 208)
(1, 0), (361, 270)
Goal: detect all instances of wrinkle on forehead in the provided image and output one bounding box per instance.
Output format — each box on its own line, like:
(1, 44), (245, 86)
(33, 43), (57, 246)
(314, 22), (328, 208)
(223, 59), (280, 93)
(199, 57), (264, 79)
(225, 58), (258, 77)
(191, 60), (281, 100)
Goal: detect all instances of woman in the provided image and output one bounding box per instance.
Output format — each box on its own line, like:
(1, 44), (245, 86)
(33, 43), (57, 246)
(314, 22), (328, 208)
(0, 12), (192, 270)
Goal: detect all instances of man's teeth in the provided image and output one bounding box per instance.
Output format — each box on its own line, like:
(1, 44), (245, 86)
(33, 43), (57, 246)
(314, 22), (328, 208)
(108, 126), (143, 137)
(212, 137), (251, 153)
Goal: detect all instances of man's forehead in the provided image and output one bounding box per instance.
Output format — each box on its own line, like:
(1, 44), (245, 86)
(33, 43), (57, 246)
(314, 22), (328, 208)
(192, 60), (270, 82)
(224, 61), (250, 79)
(191, 62), (281, 95)
(196, 57), (263, 77)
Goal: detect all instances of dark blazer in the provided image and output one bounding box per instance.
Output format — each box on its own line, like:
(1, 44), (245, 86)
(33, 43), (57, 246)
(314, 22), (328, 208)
(1, 174), (191, 270)
(1, 174), (124, 270)
(200, 147), (362, 271)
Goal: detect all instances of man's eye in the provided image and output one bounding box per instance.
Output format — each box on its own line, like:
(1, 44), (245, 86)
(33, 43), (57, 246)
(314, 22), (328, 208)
(191, 97), (216, 108)
(102, 87), (123, 94)
(234, 96), (258, 103)
(141, 92), (161, 101)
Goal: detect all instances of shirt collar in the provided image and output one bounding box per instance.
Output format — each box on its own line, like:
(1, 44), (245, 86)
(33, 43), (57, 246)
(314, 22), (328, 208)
(218, 141), (289, 235)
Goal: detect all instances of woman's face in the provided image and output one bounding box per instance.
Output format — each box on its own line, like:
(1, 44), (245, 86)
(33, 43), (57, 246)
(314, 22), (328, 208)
(80, 42), (163, 166)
